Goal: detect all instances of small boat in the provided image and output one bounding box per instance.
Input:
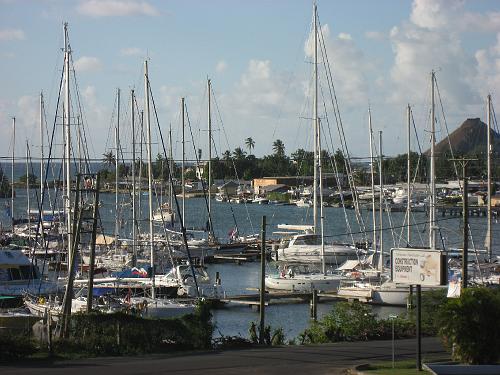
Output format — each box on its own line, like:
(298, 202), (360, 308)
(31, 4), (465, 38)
(252, 196), (269, 204)
(0, 249), (60, 307)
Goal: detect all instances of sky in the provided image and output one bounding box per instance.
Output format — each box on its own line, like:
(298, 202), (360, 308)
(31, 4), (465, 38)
(1, 0), (500, 163)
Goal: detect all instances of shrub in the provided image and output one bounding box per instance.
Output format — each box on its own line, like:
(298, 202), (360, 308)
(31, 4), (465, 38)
(300, 301), (415, 344)
(0, 334), (37, 361)
(438, 287), (500, 364)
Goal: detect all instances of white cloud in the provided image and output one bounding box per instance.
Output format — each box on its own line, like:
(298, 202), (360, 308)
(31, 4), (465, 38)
(215, 60), (228, 74)
(120, 47), (144, 56)
(0, 28), (25, 41)
(365, 31), (386, 41)
(305, 24), (372, 106)
(77, 0), (159, 17)
(74, 56), (102, 72)
(338, 32), (352, 41)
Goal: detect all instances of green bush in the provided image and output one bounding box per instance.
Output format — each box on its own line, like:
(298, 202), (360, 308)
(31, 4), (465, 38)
(300, 301), (415, 344)
(58, 300), (214, 357)
(438, 287), (500, 364)
(0, 334), (37, 361)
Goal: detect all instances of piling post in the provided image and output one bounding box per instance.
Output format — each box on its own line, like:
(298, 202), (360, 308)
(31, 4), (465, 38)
(311, 289), (318, 321)
(462, 166), (468, 289)
(87, 174), (100, 312)
(416, 284), (422, 371)
(259, 215), (266, 344)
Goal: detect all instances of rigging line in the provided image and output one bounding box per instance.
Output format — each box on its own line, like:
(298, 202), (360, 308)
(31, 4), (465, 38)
(69, 54), (93, 174)
(434, 76), (461, 190)
(320, 215), (458, 241)
(147, 77), (200, 296)
(69, 53), (95, 169)
(317, 17), (367, 237)
(319, 88), (356, 246)
(184, 99), (215, 239)
(210, 85), (255, 234)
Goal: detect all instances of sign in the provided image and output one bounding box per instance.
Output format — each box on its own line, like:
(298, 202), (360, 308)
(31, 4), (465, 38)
(391, 248), (446, 286)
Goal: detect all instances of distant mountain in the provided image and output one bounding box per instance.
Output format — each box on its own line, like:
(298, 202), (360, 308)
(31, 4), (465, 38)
(426, 118), (500, 156)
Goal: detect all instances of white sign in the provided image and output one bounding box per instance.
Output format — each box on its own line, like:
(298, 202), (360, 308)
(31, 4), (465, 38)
(391, 248), (445, 286)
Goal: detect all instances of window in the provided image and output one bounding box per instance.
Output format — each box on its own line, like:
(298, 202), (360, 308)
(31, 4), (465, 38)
(9, 268), (22, 281)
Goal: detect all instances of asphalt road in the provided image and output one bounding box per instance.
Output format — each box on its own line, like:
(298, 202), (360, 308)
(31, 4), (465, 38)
(2, 337), (446, 375)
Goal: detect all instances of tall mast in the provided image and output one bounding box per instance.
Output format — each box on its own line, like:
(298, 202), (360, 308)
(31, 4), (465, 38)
(378, 130), (383, 271)
(406, 104), (411, 246)
(487, 94), (492, 261)
(131, 89), (137, 266)
(26, 142), (31, 240)
(40, 92), (44, 200)
(144, 60), (155, 298)
(207, 79), (212, 236)
(64, 22), (72, 263)
(313, 3), (319, 233)
(169, 124), (173, 210)
(318, 118), (325, 275)
(181, 97), (185, 226)
(11, 117), (15, 224)
(368, 109), (377, 256)
(115, 88), (120, 254)
(429, 71), (436, 250)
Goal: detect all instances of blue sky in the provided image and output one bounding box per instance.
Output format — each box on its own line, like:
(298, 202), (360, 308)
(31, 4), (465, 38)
(1, 0), (500, 162)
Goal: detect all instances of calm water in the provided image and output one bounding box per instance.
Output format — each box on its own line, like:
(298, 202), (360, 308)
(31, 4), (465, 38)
(2, 187), (498, 339)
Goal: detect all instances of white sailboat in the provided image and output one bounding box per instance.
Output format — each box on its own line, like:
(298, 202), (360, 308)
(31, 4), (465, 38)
(266, 4), (357, 293)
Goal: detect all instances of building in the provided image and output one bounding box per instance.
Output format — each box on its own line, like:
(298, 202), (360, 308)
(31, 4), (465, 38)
(253, 173), (345, 195)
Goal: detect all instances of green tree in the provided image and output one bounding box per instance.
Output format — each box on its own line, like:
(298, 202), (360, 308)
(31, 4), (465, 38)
(438, 287), (500, 364)
(102, 151), (116, 169)
(272, 139), (285, 158)
(0, 167), (12, 198)
(232, 147), (246, 160)
(19, 173), (37, 187)
(245, 137), (255, 156)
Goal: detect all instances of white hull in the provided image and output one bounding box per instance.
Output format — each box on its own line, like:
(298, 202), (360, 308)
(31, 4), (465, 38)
(265, 274), (342, 292)
(276, 244), (359, 265)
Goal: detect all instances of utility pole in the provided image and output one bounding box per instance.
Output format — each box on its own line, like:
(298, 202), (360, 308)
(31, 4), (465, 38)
(451, 158), (476, 289)
(259, 215), (266, 344)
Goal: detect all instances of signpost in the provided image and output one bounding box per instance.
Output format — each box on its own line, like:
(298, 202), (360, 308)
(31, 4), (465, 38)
(390, 248), (447, 371)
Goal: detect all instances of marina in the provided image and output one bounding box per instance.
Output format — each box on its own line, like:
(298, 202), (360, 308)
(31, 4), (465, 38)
(1, 1), (500, 370)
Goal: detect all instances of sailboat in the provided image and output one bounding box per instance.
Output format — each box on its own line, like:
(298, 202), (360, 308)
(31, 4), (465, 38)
(265, 4), (359, 293)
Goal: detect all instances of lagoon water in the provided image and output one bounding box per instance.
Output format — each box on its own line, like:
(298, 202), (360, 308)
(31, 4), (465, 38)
(2, 185), (498, 340)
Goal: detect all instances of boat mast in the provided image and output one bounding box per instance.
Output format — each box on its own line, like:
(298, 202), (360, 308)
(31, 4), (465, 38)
(368, 108), (377, 257)
(429, 71), (436, 250)
(115, 88), (120, 254)
(181, 97), (185, 226)
(131, 89), (137, 266)
(64, 22), (72, 264)
(169, 123), (173, 210)
(11, 117), (15, 224)
(313, 3), (319, 233)
(318, 118), (326, 275)
(487, 94), (492, 261)
(144, 60), (155, 298)
(406, 104), (411, 246)
(40, 92), (44, 200)
(26, 142), (30, 240)
(378, 130), (383, 271)
(207, 79), (212, 238)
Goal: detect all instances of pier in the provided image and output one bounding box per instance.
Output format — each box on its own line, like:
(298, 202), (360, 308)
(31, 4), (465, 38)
(437, 205), (500, 218)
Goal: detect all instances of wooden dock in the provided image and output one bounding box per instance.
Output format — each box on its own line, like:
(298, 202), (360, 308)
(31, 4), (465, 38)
(437, 206), (499, 217)
(207, 290), (372, 308)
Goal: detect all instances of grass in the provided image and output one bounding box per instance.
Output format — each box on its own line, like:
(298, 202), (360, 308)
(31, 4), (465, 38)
(359, 359), (430, 374)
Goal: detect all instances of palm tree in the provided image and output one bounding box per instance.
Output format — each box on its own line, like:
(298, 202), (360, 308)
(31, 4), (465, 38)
(245, 137), (255, 156)
(102, 150), (116, 169)
(232, 147), (246, 160)
(222, 150), (232, 166)
(272, 139), (285, 158)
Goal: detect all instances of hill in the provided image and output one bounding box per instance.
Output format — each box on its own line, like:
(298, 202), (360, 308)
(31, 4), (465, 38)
(426, 118), (500, 156)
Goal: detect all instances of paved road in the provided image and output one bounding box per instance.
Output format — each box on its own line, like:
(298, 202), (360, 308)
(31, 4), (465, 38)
(2, 337), (446, 375)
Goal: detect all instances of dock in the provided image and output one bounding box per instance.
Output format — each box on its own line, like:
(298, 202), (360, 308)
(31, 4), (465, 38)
(207, 290), (373, 308)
